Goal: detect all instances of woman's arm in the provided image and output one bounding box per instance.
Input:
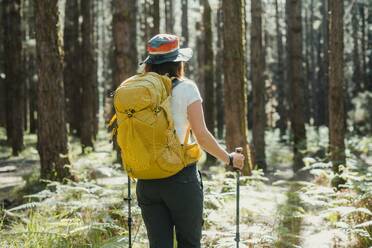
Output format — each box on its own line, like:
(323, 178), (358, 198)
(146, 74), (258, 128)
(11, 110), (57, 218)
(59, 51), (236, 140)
(187, 100), (244, 170)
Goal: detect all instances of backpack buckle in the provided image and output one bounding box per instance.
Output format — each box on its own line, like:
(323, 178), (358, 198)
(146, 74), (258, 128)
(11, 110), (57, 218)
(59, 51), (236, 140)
(126, 109), (135, 118)
(154, 106), (161, 114)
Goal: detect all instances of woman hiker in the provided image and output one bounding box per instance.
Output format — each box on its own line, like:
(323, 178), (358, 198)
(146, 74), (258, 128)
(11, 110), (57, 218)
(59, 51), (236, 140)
(136, 34), (245, 248)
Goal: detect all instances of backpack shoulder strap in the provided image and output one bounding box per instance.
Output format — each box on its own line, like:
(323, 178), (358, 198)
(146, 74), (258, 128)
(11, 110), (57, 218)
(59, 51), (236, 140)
(172, 78), (183, 89)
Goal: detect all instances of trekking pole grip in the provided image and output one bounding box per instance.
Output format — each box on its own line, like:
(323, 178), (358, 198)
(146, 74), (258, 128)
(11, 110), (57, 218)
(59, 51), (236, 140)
(234, 147), (243, 171)
(235, 147), (243, 154)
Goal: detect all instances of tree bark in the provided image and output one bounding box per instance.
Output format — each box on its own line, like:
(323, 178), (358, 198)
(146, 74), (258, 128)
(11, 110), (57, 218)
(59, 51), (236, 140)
(215, 1), (224, 139)
(251, 0), (266, 172)
(203, 0), (215, 137)
(359, 3), (367, 90)
(222, 0), (251, 175)
(368, 2), (372, 91)
(23, 0), (37, 134)
(181, 0), (189, 46)
(63, 0), (81, 136)
(80, 0), (97, 151)
(286, 0), (306, 171)
(274, 0), (288, 138)
(3, 0), (24, 156)
(352, 4), (362, 94)
(164, 0), (174, 33)
(35, 0), (71, 181)
(318, 0), (329, 127)
(0, 2), (5, 127)
(328, 0), (346, 183)
(196, 21), (205, 98)
(202, 0), (216, 165)
(151, 0), (160, 36)
(112, 0), (137, 88)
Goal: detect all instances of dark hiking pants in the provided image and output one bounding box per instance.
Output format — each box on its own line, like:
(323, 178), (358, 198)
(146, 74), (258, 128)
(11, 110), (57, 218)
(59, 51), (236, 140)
(136, 164), (203, 248)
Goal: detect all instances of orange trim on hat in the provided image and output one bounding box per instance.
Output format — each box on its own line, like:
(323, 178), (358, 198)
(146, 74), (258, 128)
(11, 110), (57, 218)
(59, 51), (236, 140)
(147, 39), (179, 55)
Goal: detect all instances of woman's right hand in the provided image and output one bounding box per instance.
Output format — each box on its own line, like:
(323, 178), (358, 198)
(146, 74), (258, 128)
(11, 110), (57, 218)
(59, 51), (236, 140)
(230, 152), (245, 171)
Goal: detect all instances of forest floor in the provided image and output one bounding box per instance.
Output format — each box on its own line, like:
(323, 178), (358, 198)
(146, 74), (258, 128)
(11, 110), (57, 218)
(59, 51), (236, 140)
(0, 126), (371, 248)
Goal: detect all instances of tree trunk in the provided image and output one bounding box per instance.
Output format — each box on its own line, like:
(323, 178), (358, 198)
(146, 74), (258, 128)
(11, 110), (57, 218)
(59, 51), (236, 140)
(164, 0), (174, 33)
(0, 2), (5, 127)
(286, 0), (306, 172)
(359, 3), (367, 90)
(328, 0), (346, 187)
(352, 4), (362, 94)
(251, 0), (266, 172)
(366, 2), (372, 91)
(29, 59), (37, 134)
(309, 0), (316, 125)
(215, 1), (224, 139)
(80, 0), (97, 151)
(181, 0), (189, 46)
(368, 2), (372, 91)
(3, 0), (24, 156)
(23, 0), (37, 134)
(222, 0), (251, 175)
(202, 0), (216, 165)
(318, 0), (329, 126)
(112, 0), (138, 89)
(152, 0), (160, 36)
(274, 0), (287, 138)
(63, 0), (81, 136)
(203, 0), (215, 136)
(93, 0), (99, 138)
(196, 21), (205, 98)
(35, 0), (71, 181)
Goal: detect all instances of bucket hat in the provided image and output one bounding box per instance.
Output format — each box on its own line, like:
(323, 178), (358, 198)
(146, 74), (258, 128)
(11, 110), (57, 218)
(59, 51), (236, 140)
(141, 34), (193, 65)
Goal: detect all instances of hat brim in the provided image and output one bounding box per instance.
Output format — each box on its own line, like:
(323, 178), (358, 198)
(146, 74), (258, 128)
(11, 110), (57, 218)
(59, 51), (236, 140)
(141, 48), (193, 65)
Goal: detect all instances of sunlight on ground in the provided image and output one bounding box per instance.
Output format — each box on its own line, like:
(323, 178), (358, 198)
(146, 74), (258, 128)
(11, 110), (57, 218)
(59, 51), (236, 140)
(0, 126), (371, 247)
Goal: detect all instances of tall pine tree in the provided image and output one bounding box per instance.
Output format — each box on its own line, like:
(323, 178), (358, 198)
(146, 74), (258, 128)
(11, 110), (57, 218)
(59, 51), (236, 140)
(222, 0), (251, 175)
(35, 0), (71, 181)
(3, 0), (24, 156)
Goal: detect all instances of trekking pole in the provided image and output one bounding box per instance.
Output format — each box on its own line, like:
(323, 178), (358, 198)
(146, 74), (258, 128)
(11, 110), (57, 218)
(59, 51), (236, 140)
(235, 147), (243, 248)
(125, 176), (132, 248)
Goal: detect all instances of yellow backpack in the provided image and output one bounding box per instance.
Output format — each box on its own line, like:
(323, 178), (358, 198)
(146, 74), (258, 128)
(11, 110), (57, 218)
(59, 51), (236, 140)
(110, 72), (202, 179)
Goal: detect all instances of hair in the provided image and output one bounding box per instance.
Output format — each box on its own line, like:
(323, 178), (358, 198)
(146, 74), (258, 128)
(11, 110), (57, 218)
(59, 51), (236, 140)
(144, 61), (185, 79)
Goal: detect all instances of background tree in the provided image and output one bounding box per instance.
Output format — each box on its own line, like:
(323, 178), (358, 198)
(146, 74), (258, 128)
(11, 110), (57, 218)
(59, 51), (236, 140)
(142, 0), (160, 54)
(64, 0), (81, 136)
(23, 0), (37, 134)
(0, 2), (5, 127)
(317, 0), (329, 127)
(202, 0), (216, 165)
(251, 0), (266, 172)
(35, 0), (71, 181)
(222, 0), (251, 175)
(274, 0), (287, 138)
(80, 0), (98, 151)
(181, 0), (189, 46)
(352, 3), (362, 95)
(203, 0), (215, 137)
(3, 0), (24, 156)
(215, 1), (224, 139)
(286, 0), (306, 172)
(328, 0), (346, 188)
(164, 0), (174, 33)
(111, 0), (138, 117)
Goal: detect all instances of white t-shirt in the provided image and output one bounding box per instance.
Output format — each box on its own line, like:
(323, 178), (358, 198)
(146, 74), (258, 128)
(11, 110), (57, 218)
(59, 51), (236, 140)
(171, 79), (202, 144)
